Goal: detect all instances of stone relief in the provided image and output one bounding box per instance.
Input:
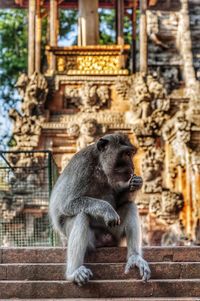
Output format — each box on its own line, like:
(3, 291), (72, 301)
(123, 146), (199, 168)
(126, 72), (189, 245)
(126, 73), (169, 128)
(67, 117), (107, 151)
(65, 83), (110, 112)
(114, 76), (132, 101)
(141, 147), (164, 193)
(9, 72), (48, 152)
(4, 72), (49, 222)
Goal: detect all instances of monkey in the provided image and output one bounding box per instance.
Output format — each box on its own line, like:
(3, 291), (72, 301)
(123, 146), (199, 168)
(49, 132), (151, 286)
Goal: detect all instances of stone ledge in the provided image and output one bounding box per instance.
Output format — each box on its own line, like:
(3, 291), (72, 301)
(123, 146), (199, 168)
(0, 262), (200, 281)
(1, 247), (200, 263)
(0, 279), (200, 298)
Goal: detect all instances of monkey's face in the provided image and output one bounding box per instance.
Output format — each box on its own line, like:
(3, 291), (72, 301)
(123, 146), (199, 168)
(97, 133), (136, 184)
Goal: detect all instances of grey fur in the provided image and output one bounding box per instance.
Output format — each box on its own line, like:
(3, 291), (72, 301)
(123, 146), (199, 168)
(49, 132), (151, 285)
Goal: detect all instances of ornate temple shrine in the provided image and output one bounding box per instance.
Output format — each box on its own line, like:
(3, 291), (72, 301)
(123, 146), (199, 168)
(1, 0), (200, 246)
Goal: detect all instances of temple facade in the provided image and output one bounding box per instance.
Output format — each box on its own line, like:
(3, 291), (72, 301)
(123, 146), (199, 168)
(2, 0), (200, 246)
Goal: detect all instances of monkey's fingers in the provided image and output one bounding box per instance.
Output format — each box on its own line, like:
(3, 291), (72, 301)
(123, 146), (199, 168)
(108, 218), (120, 228)
(73, 266), (93, 286)
(142, 264), (151, 282)
(136, 259), (151, 282)
(124, 260), (136, 274)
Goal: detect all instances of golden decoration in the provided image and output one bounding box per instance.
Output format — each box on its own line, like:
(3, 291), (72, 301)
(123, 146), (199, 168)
(47, 45), (130, 75)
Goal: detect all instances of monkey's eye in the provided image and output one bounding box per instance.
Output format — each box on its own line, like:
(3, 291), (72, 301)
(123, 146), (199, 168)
(123, 151), (133, 158)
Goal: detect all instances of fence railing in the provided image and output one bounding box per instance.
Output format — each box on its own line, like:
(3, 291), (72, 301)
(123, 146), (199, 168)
(0, 150), (58, 247)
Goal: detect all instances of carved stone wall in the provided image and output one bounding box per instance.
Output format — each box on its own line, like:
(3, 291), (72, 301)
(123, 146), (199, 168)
(147, 1), (200, 90)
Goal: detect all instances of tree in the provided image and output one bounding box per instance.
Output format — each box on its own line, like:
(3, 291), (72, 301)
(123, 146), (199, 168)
(0, 9), (28, 147)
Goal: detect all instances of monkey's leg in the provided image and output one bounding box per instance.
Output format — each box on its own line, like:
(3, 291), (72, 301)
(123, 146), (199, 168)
(110, 202), (151, 281)
(124, 203), (151, 281)
(66, 212), (93, 286)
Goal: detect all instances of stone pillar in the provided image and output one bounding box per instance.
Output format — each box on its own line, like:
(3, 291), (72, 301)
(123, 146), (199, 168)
(28, 0), (36, 76)
(131, 0), (137, 73)
(35, 0), (42, 72)
(50, 0), (58, 71)
(78, 0), (99, 46)
(139, 0), (148, 74)
(116, 0), (124, 45)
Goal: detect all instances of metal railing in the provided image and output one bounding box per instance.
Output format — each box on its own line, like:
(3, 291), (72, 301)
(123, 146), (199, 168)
(0, 150), (58, 247)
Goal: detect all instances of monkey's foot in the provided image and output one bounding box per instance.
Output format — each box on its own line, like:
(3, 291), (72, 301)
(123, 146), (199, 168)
(125, 254), (151, 282)
(129, 175), (143, 192)
(67, 266), (93, 286)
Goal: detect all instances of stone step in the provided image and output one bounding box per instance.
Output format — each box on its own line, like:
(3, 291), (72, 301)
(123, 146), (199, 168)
(1, 247), (200, 263)
(0, 279), (200, 298)
(0, 297), (197, 301)
(0, 262), (200, 280)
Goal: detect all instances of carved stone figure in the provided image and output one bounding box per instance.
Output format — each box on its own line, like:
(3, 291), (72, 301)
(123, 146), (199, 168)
(65, 83), (110, 112)
(67, 118), (106, 151)
(141, 147), (164, 193)
(114, 76), (132, 101)
(9, 72), (48, 154)
(162, 189), (184, 216)
(127, 73), (168, 127)
(16, 71), (48, 116)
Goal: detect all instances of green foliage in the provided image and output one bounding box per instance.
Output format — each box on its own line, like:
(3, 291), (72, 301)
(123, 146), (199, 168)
(0, 9), (28, 109)
(99, 9), (116, 45)
(99, 9), (133, 45)
(59, 9), (78, 45)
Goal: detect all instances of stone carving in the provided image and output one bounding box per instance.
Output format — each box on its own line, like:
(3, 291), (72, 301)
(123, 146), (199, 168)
(161, 220), (187, 246)
(114, 76), (132, 101)
(149, 195), (161, 215)
(16, 71), (48, 115)
(186, 81), (200, 127)
(149, 190), (183, 219)
(67, 118), (107, 151)
(9, 109), (44, 149)
(0, 194), (24, 222)
(126, 71), (187, 245)
(149, 66), (180, 94)
(162, 189), (184, 216)
(9, 72), (48, 151)
(127, 73), (169, 130)
(65, 83), (110, 112)
(163, 110), (191, 164)
(141, 147), (164, 193)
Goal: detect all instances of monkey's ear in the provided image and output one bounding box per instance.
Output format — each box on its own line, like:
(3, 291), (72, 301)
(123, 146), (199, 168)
(97, 138), (109, 152)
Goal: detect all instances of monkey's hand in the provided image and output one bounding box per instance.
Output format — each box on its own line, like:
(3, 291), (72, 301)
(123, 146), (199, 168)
(67, 265), (93, 286)
(125, 254), (151, 282)
(103, 205), (120, 228)
(129, 175), (143, 192)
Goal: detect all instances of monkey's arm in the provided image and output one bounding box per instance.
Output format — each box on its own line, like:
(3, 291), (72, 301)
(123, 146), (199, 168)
(64, 196), (120, 227)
